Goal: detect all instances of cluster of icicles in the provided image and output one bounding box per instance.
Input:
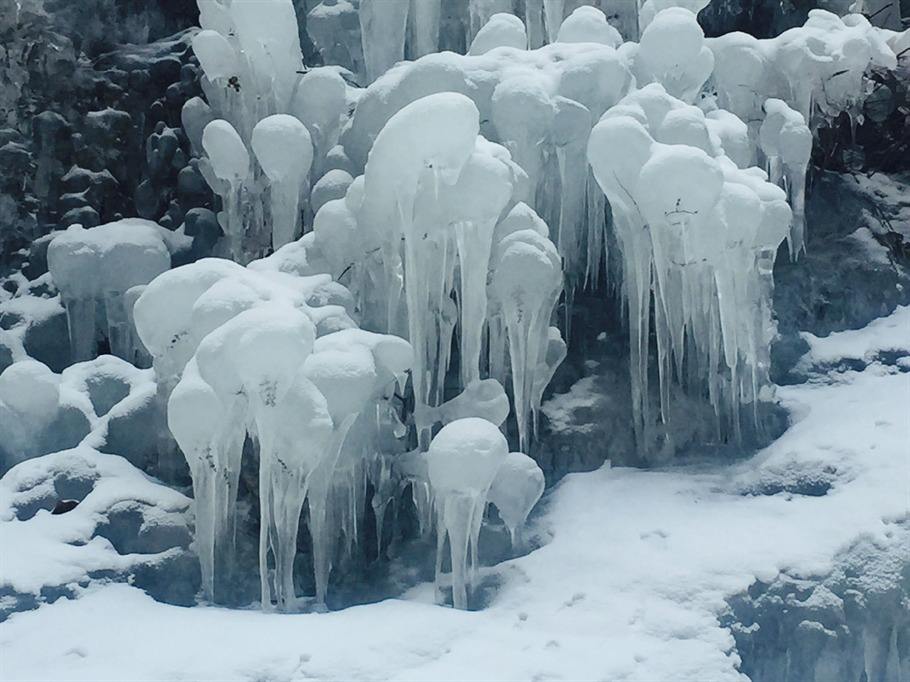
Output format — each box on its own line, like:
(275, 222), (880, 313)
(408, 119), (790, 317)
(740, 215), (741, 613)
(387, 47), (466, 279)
(132, 0), (909, 610)
(131, 253), (545, 610)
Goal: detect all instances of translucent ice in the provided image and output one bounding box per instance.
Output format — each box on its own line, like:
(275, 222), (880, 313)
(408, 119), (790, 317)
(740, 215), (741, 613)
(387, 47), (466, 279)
(251, 114), (313, 249)
(488, 451), (545, 548)
(427, 418), (508, 609)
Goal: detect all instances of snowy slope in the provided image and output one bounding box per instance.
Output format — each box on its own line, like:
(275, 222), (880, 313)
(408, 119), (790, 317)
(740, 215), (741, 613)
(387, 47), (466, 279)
(1, 307), (907, 682)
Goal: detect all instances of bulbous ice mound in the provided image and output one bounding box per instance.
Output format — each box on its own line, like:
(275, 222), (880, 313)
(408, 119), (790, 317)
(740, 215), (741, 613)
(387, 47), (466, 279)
(556, 6), (622, 47)
(488, 451), (545, 547)
(635, 8), (713, 103)
(638, 144), (724, 231)
(312, 328), (413, 393)
(311, 170), (354, 215)
(167, 361), (222, 467)
(202, 120), (249, 184)
(303, 346), (376, 423)
(251, 115), (313, 183)
(428, 417), (509, 609)
(494, 201), (549, 242)
(639, 0), (711, 31)
(469, 13), (528, 55)
(428, 417), (508, 493)
(47, 220), (176, 363)
(48, 221), (171, 300)
(291, 69), (347, 142)
(362, 91), (480, 225)
(587, 115), (653, 206)
(0, 360), (59, 422)
(192, 29), (238, 80)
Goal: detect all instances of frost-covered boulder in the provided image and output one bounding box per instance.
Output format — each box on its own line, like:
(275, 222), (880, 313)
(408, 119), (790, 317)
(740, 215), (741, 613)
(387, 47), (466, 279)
(0, 447), (197, 621)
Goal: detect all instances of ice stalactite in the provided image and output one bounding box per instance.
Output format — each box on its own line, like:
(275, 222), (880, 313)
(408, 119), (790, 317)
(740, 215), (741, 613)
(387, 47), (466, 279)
(191, 0), (352, 262)
(201, 120), (250, 262)
(758, 100), (812, 258)
(358, 92), (479, 445)
(706, 10), (901, 253)
(491, 229), (563, 452)
(427, 418), (507, 609)
(587, 83), (794, 447)
(47, 221), (173, 363)
(166, 360), (224, 602)
(307, 328), (412, 575)
(450, 141), (516, 388)
(290, 69), (347, 181)
(359, 0), (410, 84)
(542, 0), (564, 43)
(302, 343), (377, 608)
(531, 327), (567, 438)
(146, 251), (411, 611)
(251, 115), (313, 250)
(488, 451), (545, 549)
(408, 0), (442, 58)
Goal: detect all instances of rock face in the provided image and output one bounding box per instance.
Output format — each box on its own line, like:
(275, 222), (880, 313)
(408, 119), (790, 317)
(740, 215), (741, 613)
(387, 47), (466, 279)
(1, 6), (213, 278)
(724, 522), (910, 682)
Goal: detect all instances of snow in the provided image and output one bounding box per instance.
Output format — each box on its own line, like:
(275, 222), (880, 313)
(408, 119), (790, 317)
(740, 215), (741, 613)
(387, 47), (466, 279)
(798, 304), (910, 368)
(469, 14), (528, 55)
(2, 306), (907, 680)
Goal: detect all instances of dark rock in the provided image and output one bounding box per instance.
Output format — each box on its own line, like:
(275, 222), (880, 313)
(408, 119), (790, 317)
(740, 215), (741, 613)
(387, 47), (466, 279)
(59, 205), (100, 228)
(51, 499), (80, 514)
(22, 306), (71, 372)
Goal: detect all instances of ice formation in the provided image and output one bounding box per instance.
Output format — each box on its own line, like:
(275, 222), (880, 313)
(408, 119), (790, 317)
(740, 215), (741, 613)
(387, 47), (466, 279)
(135, 251), (417, 609)
(587, 83), (793, 444)
(488, 451), (546, 548)
(189, 3), (350, 262)
(468, 14), (528, 56)
(6, 0), (907, 623)
(0, 361), (61, 468)
(707, 10), (900, 254)
(251, 115), (313, 249)
(47, 220), (180, 362)
(427, 418), (507, 609)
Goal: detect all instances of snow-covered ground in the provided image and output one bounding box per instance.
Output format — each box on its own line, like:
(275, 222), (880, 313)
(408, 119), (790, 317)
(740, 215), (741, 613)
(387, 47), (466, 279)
(1, 307), (907, 682)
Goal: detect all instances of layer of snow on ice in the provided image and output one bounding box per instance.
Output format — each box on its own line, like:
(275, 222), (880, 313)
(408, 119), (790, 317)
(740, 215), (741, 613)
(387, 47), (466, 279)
(799, 304), (910, 367)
